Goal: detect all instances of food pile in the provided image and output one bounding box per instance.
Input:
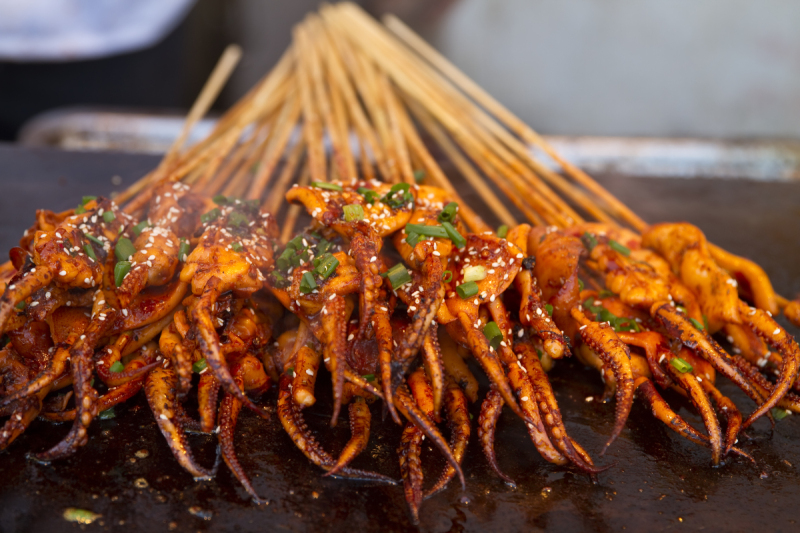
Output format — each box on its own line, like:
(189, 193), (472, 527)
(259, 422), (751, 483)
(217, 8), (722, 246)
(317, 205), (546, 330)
(2, 3), (799, 524)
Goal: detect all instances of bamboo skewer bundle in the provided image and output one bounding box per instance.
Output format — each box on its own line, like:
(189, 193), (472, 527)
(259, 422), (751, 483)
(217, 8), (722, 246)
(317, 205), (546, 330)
(103, 2), (782, 315)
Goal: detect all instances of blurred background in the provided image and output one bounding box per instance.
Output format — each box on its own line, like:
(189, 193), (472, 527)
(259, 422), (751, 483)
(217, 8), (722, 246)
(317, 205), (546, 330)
(4, 0), (800, 178)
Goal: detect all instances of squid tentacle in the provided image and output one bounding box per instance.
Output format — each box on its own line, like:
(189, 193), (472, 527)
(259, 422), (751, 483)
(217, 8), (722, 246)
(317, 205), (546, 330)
(699, 379), (742, 455)
(145, 365), (216, 479)
(218, 370), (268, 504)
(572, 307), (634, 453)
(424, 380), (471, 499)
(661, 355), (723, 465)
(32, 310), (116, 462)
(197, 372), (220, 433)
(193, 276), (266, 418)
(737, 301), (800, 429)
(324, 397), (371, 477)
(277, 375), (395, 483)
(518, 342), (609, 474)
(635, 377), (754, 463)
(477, 388), (516, 487)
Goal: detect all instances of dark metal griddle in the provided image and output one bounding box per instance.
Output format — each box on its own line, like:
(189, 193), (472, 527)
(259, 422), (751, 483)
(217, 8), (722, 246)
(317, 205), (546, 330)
(0, 144), (799, 533)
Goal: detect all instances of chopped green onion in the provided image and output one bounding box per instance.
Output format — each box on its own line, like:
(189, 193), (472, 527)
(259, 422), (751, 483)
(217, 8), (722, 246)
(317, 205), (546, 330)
(703, 315), (710, 332)
(442, 270), (453, 283)
(545, 304), (553, 316)
(114, 237), (136, 262)
(85, 234), (104, 246)
(609, 239), (631, 256)
(437, 202), (458, 223)
(287, 367), (295, 377)
(381, 183), (413, 208)
(290, 249), (310, 268)
(300, 271), (318, 294)
(314, 254), (340, 280)
(212, 194), (228, 205)
(15, 301), (26, 310)
(614, 318), (641, 333)
(276, 248), (295, 271)
(74, 205), (86, 214)
(178, 239), (190, 261)
(286, 235), (305, 251)
(81, 195), (97, 205)
(581, 232), (598, 251)
(97, 405), (115, 419)
(343, 204), (364, 222)
(110, 361), (124, 373)
(63, 508), (101, 525)
(405, 223), (448, 239)
(385, 263), (412, 290)
(83, 244), (97, 261)
(362, 373), (376, 382)
(772, 408), (791, 421)
(689, 317), (705, 331)
(192, 359), (208, 373)
(311, 181), (342, 192)
(316, 238), (333, 254)
(228, 211), (249, 228)
(200, 208), (221, 224)
(231, 242), (243, 252)
(413, 169), (425, 183)
(536, 348), (544, 359)
(463, 265), (487, 283)
(132, 220), (149, 236)
(483, 321), (503, 350)
(578, 279), (585, 292)
(271, 271), (289, 289)
(103, 211), (116, 223)
(114, 261), (131, 287)
(441, 221), (466, 248)
(405, 231), (420, 247)
(599, 289), (615, 299)
(456, 281), (479, 299)
(670, 357), (693, 374)
(357, 187), (378, 204)
(497, 225), (509, 239)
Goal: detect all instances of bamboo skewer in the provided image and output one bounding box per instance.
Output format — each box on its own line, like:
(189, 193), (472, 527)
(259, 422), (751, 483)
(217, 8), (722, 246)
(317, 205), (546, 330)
(264, 139), (306, 214)
(294, 28), (327, 183)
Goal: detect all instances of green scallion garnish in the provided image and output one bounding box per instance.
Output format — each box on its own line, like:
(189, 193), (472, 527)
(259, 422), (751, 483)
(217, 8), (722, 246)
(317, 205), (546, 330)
(200, 207), (221, 224)
(437, 202), (458, 223)
(383, 263), (412, 290)
(228, 211), (249, 228)
(456, 281), (479, 299)
(497, 225), (509, 239)
(193, 359), (208, 373)
(213, 194), (228, 205)
(103, 211), (115, 223)
(362, 373), (376, 382)
(114, 237), (136, 262)
(772, 408), (791, 421)
(114, 261), (131, 287)
(311, 181), (342, 192)
(689, 317), (705, 331)
(483, 321), (503, 350)
(462, 265), (487, 283)
(85, 234), (104, 246)
(381, 182), (413, 208)
(82, 195), (97, 205)
(441, 221), (466, 248)
(110, 361), (125, 373)
(405, 231), (420, 247)
(545, 304), (554, 316)
(581, 232), (598, 251)
(178, 239), (190, 261)
(404, 223), (448, 239)
(299, 271), (317, 294)
(609, 239), (631, 256)
(670, 357), (693, 374)
(15, 301), (26, 310)
(413, 169), (425, 183)
(442, 270), (453, 283)
(357, 187), (378, 204)
(231, 242), (243, 252)
(74, 205), (86, 214)
(132, 220), (149, 236)
(83, 244), (97, 261)
(314, 254), (339, 280)
(343, 204), (364, 222)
